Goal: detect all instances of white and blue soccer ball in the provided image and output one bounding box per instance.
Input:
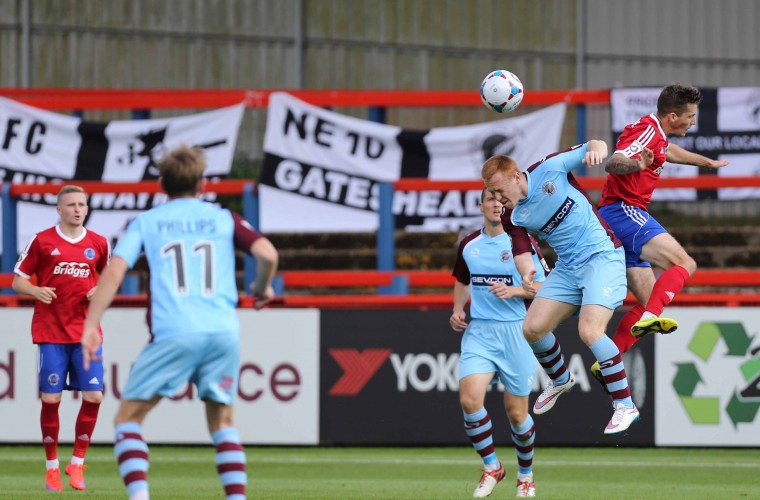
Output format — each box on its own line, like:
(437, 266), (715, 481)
(480, 70), (524, 113)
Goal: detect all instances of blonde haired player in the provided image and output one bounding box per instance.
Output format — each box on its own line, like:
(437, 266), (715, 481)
(14, 185), (111, 491)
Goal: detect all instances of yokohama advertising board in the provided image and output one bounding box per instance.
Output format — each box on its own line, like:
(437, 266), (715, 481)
(319, 310), (655, 446)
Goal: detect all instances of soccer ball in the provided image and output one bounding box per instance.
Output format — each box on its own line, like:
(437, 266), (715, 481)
(480, 70), (524, 113)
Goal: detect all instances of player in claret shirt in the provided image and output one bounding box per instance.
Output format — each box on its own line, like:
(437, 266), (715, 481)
(592, 83), (729, 388)
(13, 185), (111, 492)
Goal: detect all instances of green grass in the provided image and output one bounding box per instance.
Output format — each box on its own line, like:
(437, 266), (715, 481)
(1, 445), (759, 499)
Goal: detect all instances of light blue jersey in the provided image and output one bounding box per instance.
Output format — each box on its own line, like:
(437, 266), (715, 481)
(511, 143), (618, 266)
(114, 198), (240, 340)
(460, 230), (545, 321)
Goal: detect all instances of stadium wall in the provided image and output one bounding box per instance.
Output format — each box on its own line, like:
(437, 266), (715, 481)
(1, 306), (758, 447)
(2, 0), (759, 161)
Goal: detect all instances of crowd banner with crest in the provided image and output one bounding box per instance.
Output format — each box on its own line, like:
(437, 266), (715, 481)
(0, 97), (244, 254)
(260, 92), (566, 232)
(610, 87), (760, 201)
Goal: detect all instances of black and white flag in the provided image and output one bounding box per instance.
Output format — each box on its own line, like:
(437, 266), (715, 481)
(0, 97), (244, 253)
(611, 87), (760, 201)
(260, 92), (566, 232)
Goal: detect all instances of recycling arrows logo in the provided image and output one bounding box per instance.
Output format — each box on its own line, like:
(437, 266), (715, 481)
(673, 322), (760, 426)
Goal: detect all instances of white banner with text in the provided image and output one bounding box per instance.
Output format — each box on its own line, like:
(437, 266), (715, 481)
(0, 98), (244, 255)
(260, 92), (566, 232)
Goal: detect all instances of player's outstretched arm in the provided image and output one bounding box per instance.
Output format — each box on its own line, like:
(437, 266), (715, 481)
(249, 237), (279, 310)
(81, 256), (129, 369)
(582, 139), (609, 166)
(667, 143), (729, 168)
(11, 274), (57, 304)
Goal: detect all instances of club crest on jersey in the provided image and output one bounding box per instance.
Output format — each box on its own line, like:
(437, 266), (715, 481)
(84, 248), (96, 260)
(628, 140), (643, 154)
(48, 373), (60, 386)
(519, 207), (529, 218)
(500, 250), (512, 262)
(542, 181), (557, 195)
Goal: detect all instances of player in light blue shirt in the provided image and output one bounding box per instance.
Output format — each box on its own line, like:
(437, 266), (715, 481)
(81, 146), (278, 500)
(449, 189), (545, 498)
(482, 140), (640, 436)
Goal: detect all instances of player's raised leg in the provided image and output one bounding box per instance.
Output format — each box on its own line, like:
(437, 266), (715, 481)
(634, 233), (695, 337)
(523, 298), (577, 415)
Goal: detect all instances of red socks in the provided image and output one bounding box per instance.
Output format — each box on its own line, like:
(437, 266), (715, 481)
(41, 401), (61, 460)
(73, 400), (101, 458)
(644, 265), (690, 316)
(611, 304), (645, 354)
(612, 265), (690, 354)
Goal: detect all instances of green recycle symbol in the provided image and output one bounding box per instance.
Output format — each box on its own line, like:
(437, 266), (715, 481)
(672, 322), (760, 426)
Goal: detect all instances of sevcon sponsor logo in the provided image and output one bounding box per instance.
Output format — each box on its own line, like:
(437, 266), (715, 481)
(673, 322), (760, 426)
(470, 274), (513, 287)
(539, 197), (575, 235)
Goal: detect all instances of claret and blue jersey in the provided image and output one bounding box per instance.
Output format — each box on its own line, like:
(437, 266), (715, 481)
(511, 143), (620, 266)
(454, 229), (545, 322)
(114, 198), (260, 340)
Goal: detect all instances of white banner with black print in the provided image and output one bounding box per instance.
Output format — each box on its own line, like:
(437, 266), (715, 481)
(0, 97), (244, 254)
(611, 87), (760, 201)
(259, 92), (566, 232)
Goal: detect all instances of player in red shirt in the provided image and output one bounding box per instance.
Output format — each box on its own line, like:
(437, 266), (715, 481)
(591, 83), (729, 386)
(13, 185), (111, 492)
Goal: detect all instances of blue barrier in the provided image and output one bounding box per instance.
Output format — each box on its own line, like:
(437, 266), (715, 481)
(1, 183), (18, 276)
(243, 183), (260, 289)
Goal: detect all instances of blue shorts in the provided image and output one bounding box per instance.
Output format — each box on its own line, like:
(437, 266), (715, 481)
(599, 201), (668, 268)
(38, 343), (104, 393)
(536, 246), (627, 310)
(459, 319), (535, 397)
(122, 333), (240, 405)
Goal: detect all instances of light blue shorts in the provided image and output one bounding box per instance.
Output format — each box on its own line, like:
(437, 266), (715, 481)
(536, 246), (627, 310)
(458, 318), (535, 397)
(122, 333), (240, 405)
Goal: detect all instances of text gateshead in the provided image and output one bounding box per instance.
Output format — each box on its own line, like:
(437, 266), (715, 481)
(262, 155), (483, 218)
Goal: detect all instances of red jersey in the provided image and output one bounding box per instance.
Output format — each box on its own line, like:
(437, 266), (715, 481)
(14, 225), (111, 344)
(600, 114), (669, 210)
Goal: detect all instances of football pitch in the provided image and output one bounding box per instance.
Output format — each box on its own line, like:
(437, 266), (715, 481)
(1, 445), (758, 499)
